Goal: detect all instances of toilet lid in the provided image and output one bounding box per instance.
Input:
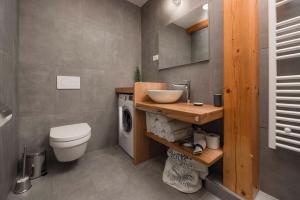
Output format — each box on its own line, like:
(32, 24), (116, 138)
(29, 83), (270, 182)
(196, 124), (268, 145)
(50, 123), (91, 142)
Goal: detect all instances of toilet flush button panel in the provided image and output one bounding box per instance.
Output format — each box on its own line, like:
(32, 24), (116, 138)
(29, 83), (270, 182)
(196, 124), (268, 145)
(57, 76), (80, 90)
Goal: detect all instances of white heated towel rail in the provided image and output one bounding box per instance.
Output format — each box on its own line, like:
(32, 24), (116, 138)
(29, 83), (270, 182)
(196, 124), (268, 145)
(269, 0), (300, 153)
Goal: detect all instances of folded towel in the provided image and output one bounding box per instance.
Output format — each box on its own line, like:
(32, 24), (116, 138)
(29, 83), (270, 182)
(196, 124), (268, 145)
(164, 128), (191, 142)
(146, 112), (191, 141)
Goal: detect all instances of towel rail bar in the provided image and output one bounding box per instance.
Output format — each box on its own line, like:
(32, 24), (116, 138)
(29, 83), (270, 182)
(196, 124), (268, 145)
(277, 75), (300, 80)
(277, 123), (300, 130)
(277, 52), (300, 60)
(276, 110), (300, 116)
(277, 23), (300, 34)
(277, 45), (300, 53)
(276, 90), (300, 94)
(276, 103), (300, 108)
(277, 38), (300, 47)
(276, 30), (300, 40)
(276, 130), (300, 138)
(276, 143), (300, 152)
(276, 116), (300, 123)
(277, 15), (300, 27)
(276, 97), (300, 101)
(276, 136), (300, 145)
(276, 0), (294, 7)
(276, 82), (300, 87)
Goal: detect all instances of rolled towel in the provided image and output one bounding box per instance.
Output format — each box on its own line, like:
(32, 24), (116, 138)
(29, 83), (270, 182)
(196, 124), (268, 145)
(156, 114), (173, 123)
(163, 120), (191, 135)
(146, 112), (191, 141)
(146, 112), (156, 132)
(164, 128), (192, 142)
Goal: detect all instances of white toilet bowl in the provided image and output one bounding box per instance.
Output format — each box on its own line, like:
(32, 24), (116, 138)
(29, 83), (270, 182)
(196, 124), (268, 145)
(49, 123), (91, 162)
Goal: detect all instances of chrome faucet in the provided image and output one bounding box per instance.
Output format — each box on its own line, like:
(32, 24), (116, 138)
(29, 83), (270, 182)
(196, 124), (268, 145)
(172, 80), (191, 104)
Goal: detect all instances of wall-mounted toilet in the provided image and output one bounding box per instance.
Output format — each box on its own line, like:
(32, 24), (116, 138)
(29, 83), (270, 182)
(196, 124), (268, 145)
(49, 123), (91, 162)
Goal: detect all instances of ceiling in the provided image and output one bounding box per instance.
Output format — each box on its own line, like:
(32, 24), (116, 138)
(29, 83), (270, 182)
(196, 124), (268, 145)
(173, 5), (208, 29)
(126, 0), (148, 7)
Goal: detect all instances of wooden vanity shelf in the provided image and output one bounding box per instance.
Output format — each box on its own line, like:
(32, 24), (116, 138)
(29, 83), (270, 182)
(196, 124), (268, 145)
(115, 87), (134, 94)
(145, 132), (223, 166)
(136, 101), (223, 125)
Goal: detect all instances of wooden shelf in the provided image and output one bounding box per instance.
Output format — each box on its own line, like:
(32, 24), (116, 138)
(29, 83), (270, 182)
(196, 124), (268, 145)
(136, 101), (223, 125)
(115, 87), (134, 94)
(145, 132), (223, 166)
(186, 19), (209, 34)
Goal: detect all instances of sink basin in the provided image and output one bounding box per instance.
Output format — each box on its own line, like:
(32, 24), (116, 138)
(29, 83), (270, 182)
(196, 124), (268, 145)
(147, 90), (183, 103)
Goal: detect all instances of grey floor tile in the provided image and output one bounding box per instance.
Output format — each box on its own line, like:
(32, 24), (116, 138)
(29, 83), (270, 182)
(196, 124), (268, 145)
(8, 146), (219, 200)
(255, 191), (278, 200)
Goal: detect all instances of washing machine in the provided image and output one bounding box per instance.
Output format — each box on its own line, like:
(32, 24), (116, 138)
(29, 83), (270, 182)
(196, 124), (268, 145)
(118, 94), (134, 158)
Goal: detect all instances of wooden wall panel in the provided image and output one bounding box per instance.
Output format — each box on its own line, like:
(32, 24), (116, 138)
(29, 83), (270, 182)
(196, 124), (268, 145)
(223, 0), (259, 199)
(133, 82), (167, 164)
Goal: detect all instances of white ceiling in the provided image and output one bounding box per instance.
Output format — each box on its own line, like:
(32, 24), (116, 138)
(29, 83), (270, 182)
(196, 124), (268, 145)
(173, 6), (208, 29)
(126, 0), (148, 7)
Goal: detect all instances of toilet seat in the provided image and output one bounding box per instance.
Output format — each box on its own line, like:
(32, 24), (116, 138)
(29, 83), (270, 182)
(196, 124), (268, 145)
(50, 133), (91, 149)
(49, 123), (92, 162)
(50, 123), (91, 142)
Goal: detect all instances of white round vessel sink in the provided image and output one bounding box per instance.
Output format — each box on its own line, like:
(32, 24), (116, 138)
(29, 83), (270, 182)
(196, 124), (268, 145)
(147, 90), (183, 103)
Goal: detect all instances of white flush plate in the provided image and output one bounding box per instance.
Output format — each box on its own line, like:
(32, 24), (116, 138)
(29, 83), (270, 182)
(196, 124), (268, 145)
(57, 76), (80, 90)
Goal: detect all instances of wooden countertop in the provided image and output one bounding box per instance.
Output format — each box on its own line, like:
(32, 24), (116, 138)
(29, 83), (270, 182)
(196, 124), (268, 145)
(136, 101), (223, 125)
(115, 87), (134, 94)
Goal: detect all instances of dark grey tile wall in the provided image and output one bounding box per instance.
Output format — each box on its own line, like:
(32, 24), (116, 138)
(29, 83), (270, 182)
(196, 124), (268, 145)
(142, 0), (223, 104)
(259, 1), (300, 199)
(18, 0), (141, 157)
(0, 0), (19, 199)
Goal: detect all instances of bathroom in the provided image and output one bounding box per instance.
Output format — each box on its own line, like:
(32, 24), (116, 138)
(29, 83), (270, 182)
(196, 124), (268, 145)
(1, 0), (300, 199)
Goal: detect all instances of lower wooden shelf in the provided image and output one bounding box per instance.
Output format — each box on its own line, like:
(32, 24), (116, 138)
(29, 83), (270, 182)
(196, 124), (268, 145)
(145, 132), (223, 167)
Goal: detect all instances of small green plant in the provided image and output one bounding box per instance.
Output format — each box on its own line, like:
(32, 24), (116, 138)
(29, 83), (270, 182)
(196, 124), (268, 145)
(134, 66), (141, 82)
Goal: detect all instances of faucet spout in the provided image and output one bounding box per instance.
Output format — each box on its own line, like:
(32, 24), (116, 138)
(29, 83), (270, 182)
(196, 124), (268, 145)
(172, 80), (191, 104)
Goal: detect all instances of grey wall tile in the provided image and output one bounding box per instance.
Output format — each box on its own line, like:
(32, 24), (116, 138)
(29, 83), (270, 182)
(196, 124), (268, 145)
(18, 114), (53, 152)
(0, 0), (18, 199)
(18, 0), (141, 165)
(259, 0), (268, 50)
(18, 64), (56, 115)
(83, 110), (118, 152)
(259, 49), (268, 128)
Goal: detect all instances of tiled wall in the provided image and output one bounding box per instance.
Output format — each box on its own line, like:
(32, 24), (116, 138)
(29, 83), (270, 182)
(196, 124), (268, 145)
(141, 0), (223, 104)
(259, 1), (300, 199)
(0, 0), (19, 199)
(18, 0), (141, 157)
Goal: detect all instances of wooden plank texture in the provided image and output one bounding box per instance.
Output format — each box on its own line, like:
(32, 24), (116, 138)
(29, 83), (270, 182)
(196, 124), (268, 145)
(115, 87), (134, 94)
(223, 0), (259, 199)
(133, 82), (167, 164)
(145, 132), (223, 166)
(186, 19), (209, 33)
(136, 101), (223, 125)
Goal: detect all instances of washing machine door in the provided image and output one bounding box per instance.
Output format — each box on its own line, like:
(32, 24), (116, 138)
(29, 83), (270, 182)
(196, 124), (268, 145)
(122, 107), (132, 135)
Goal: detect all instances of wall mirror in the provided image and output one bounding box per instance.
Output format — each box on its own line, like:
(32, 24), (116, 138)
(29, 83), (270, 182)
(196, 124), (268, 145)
(158, 2), (209, 70)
